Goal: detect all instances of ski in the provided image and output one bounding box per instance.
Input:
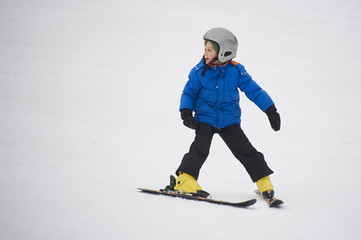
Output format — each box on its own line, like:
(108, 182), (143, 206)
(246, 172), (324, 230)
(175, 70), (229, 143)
(138, 188), (257, 208)
(254, 190), (284, 208)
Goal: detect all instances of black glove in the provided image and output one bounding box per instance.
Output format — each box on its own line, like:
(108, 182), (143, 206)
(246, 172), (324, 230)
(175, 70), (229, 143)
(180, 108), (200, 130)
(265, 105), (281, 131)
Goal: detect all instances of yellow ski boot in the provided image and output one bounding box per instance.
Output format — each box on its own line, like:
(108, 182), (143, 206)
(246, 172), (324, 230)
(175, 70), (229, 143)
(256, 175), (284, 207)
(173, 173), (209, 198)
(256, 175), (274, 196)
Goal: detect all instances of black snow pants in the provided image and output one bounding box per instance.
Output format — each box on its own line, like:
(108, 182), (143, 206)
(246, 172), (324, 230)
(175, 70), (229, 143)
(176, 123), (273, 182)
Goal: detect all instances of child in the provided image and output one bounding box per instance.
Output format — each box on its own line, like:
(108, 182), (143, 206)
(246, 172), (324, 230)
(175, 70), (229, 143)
(174, 27), (281, 202)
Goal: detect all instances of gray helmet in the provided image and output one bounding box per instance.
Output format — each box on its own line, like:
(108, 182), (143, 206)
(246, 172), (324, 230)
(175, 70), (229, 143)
(203, 27), (238, 63)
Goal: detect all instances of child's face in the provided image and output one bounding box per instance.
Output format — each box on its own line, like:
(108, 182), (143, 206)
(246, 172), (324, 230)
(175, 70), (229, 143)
(204, 41), (217, 65)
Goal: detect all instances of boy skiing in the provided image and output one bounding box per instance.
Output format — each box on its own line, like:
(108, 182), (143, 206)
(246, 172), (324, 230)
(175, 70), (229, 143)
(173, 27), (282, 205)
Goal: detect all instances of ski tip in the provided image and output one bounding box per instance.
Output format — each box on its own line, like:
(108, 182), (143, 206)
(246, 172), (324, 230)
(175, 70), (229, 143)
(249, 199), (257, 205)
(269, 199), (284, 208)
(242, 199), (257, 207)
(230, 198), (257, 207)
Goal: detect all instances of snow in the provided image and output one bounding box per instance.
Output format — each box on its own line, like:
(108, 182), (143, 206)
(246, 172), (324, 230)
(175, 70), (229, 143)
(1, 0), (361, 239)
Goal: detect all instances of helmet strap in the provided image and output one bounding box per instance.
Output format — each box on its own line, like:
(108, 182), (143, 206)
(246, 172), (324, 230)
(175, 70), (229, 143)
(201, 56), (219, 76)
(209, 56), (218, 65)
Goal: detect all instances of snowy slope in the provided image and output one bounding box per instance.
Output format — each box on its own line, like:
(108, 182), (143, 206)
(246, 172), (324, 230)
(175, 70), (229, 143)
(1, 0), (361, 239)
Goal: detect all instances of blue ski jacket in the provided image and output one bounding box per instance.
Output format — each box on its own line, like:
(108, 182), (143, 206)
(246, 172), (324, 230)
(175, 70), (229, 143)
(180, 59), (274, 129)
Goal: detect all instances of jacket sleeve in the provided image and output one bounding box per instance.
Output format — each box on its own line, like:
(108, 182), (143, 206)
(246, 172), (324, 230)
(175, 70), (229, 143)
(179, 68), (202, 111)
(237, 65), (274, 112)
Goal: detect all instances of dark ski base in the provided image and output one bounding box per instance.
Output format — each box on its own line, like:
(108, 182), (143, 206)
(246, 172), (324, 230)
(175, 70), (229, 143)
(254, 190), (284, 208)
(138, 188), (257, 208)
